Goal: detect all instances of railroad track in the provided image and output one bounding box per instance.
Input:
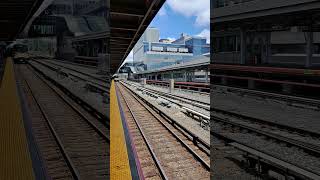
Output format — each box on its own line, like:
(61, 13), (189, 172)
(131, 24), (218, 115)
(16, 64), (109, 179)
(210, 135), (264, 179)
(28, 60), (109, 120)
(122, 81), (210, 130)
(40, 59), (107, 81)
(31, 59), (109, 91)
(211, 111), (320, 178)
(212, 107), (320, 141)
(42, 57), (97, 69)
(124, 80), (209, 111)
(126, 81), (320, 150)
(145, 80), (210, 94)
(123, 80), (320, 179)
(211, 107), (320, 154)
(213, 84), (320, 109)
(116, 82), (210, 179)
(211, 130), (320, 180)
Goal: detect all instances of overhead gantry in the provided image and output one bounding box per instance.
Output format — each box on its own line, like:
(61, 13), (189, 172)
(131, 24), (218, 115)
(110, 0), (166, 74)
(0, 0), (44, 41)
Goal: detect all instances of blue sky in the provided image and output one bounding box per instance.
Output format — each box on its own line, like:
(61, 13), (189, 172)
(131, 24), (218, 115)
(150, 0), (210, 42)
(124, 0), (210, 63)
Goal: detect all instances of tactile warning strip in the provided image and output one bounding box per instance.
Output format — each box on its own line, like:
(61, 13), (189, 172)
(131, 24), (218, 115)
(0, 58), (35, 179)
(110, 80), (132, 179)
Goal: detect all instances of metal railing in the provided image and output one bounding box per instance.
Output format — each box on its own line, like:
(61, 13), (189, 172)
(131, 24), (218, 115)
(214, 0), (256, 8)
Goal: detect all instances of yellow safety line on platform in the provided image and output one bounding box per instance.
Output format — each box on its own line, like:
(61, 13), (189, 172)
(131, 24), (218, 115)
(110, 80), (132, 180)
(0, 58), (35, 180)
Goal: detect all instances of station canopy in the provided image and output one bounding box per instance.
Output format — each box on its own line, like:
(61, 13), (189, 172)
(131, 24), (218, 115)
(0, 0), (44, 41)
(55, 15), (109, 36)
(110, 0), (166, 74)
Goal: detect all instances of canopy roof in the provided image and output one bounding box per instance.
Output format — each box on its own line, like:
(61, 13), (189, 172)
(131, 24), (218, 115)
(0, 0), (44, 41)
(110, 0), (166, 74)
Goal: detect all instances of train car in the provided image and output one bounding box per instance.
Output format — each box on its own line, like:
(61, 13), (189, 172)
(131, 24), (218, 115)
(11, 44), (29, 64)
(111, 74), (120, 81)
(193, 76), (209, 83)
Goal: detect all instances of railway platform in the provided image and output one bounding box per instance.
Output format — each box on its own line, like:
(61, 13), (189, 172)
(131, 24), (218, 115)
(113, 80), (210, 179)
(110, 80), (142, 179)
(0, 58), (35, 179)
(211, 64), (320, 99)
(0, 57), (110, 179)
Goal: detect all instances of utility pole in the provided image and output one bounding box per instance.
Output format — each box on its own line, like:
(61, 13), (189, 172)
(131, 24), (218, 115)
(71, 0), (74, 15)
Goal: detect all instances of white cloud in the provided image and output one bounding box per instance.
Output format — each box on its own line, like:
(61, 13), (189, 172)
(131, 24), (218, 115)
(167, 0), (210, 27)
(123, 51), (133, 65)
(158, 6), (167, 16)
(167, 37), (176, 42)
(197, 29), (210, 43)
(195, 9), (210, 27)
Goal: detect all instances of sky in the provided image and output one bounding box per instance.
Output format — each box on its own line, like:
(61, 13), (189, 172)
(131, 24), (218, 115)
(124, 0), (210, 63)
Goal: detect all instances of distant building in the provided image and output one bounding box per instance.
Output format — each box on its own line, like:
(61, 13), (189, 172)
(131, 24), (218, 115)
(212, 0), (320, 68)
(159, 39), (172, 43)
(133, 27), (210, 70)
(134, 54), (210, 83)
(26, 0), (108, 61)
(46, 0), (101, 15)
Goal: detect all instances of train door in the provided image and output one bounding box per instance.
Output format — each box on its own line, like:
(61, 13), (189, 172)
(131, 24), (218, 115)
(186, 71), (193, 82)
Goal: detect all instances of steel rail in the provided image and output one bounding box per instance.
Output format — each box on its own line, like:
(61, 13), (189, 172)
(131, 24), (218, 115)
(145, 80), (210, 94)
(211, 107), (320, 139)
(24, 64), (110, 179)
(28, 62), (109, 128)
(117, 84), (168, 180)
(27, 64), (110, 142)
(141, 79), (320, 154)
(32, 59), (107, 82)
(121, 82), (210, 152)
(213, 84), (320, 108)
(212, 113), (320, 158)
(215, 114), (320, 152)
(24, 75), (81, 180)
(210, 130), (320, 180)
(124, 81), (210, 110)
(118, 82), (210, 170)
(32, 59), (109, 88)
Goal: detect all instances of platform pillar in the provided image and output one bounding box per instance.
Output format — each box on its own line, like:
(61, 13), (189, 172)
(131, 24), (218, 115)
(248, 79), (255, 89)
(169, 79), (175, 92)
(205, 70), (209, 83)
(240, 27), (247, 64)
(265, 31), (271, 64)
(282, 83), (292, 94)
(306, 30), (313, 68)
(98, 53), (109, 74)
(191, 71), (195, 82)
(86, 41), (90, 56)
(221, 76), (228, 85)
(141, 78), (147, 87)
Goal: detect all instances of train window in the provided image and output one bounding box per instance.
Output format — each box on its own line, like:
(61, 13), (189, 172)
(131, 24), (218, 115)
(195, 75), (205, 78)
(213, 35), (239, 53)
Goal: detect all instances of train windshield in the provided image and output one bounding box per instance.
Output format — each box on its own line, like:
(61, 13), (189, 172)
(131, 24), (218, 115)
(14, 44), (28, 53)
